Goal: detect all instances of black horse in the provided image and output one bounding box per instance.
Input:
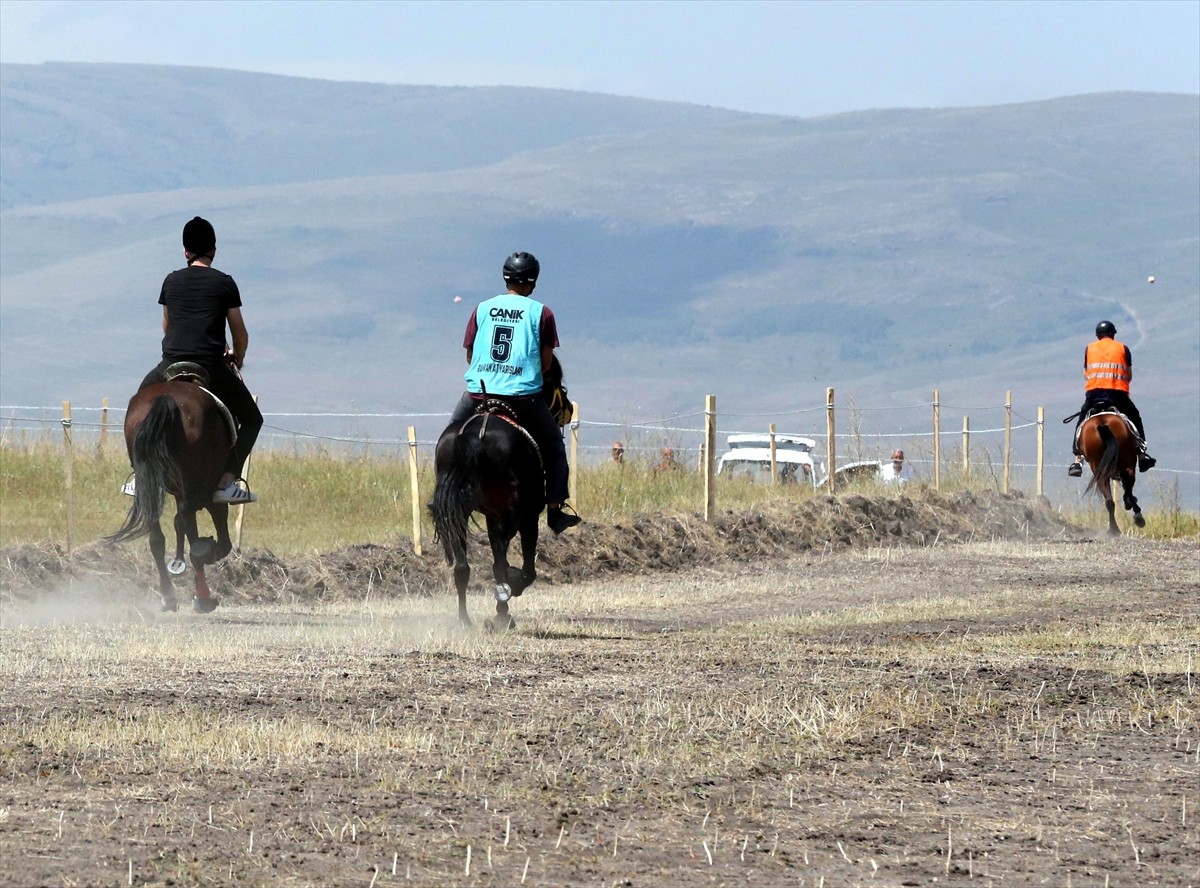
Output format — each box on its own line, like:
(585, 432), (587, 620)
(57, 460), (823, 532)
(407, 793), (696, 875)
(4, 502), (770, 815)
(106, 376), (235, 612)
(429, 360), (569, 630)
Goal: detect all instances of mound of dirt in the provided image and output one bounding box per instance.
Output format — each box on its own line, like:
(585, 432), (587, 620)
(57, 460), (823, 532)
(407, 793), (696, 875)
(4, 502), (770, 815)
(1, 490), (1085, 606)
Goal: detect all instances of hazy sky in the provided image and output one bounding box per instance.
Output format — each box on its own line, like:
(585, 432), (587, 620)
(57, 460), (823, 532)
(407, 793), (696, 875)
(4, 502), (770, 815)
(1, 0), (1197, 118)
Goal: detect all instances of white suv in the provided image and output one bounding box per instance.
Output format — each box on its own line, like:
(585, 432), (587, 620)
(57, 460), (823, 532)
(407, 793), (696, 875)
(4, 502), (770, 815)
(716, 434), (820, 487)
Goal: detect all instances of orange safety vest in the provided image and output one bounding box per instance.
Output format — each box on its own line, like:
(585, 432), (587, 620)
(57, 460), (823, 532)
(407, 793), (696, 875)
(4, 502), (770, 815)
(1084, 338), (1131, 392)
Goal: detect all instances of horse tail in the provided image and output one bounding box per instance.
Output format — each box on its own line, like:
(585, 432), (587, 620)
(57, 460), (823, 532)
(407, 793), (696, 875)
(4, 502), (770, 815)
(430, 430), (484, 564)
(106, 395), (183, 543)
(1084, 421), (1122, 497)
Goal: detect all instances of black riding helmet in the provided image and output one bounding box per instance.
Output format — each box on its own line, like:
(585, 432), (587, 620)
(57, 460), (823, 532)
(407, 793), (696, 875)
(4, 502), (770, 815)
(502, 252), (540, 286)
(1095, 320), (1117, 338)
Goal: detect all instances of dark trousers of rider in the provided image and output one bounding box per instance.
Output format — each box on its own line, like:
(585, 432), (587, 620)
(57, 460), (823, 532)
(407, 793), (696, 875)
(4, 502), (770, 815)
(141, 358), (263, 477)
(1074, 389), (1146, 452)
(449, 392), (570, 504)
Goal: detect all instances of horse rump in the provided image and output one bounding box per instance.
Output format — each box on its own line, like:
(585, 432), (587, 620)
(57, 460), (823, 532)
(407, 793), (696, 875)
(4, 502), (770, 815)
(1083, 419), (1122, 497)
(107, 394), (184, 543)
(429, 424), (485, 563)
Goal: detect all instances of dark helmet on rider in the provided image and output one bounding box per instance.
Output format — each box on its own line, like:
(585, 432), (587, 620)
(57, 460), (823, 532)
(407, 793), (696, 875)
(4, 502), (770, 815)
(182, 216), (216, 256)
(502, 252), (540, 286)
(1095, 320), (1117, 338)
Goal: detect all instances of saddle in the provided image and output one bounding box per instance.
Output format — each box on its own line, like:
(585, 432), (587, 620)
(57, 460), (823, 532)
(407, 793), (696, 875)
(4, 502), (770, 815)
(163, 362), (238, 448)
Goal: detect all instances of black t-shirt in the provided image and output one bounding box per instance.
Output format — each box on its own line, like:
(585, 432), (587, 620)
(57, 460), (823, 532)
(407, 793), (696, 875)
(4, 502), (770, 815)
(158, 265), (242, 360)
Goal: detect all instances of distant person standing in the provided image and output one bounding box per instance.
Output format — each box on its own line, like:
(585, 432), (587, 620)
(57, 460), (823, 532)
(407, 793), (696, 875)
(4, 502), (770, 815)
(879, 449), (912, 485)
(1068, 320), (1155, 477)
(655, 446), (682, 473)
(611, 441), (626, 465)
(447, 251), (581, 534)
(125, 217), (262, 503)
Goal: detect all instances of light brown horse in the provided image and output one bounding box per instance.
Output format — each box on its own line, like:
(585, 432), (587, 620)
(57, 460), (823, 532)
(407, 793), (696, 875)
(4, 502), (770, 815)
(1079, 411), (1145, 536)
(106, 380), (233, 612)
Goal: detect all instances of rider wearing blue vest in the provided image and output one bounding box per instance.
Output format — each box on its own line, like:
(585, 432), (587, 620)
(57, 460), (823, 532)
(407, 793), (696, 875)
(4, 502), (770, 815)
(448, 252), (582, 534)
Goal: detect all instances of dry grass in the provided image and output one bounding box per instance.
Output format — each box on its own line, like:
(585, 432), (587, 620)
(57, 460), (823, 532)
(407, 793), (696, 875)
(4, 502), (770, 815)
(3, 541), (1197, 886)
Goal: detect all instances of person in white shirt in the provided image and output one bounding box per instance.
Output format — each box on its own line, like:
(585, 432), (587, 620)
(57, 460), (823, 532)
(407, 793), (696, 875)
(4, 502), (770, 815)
(879, 449), (912, 485)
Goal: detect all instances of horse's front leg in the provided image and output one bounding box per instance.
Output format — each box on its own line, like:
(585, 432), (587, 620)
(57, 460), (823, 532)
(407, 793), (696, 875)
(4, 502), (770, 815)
(179, 504), (219, 613)
(206, 503), (233, 563)
(511, 508), (540, 597)
(485, 516), (517, 631)
(148, 519), (177, 611)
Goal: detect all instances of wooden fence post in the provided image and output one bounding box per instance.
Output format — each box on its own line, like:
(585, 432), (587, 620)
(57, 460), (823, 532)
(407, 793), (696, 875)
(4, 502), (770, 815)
(407, 425), (422, 556)
(962, 416), (970, 478)
(703, 395), (716, 522)
(1036, 406), (1045, 498)
(768, 422), (778, 485)
(932, 388), (941, 491)
(99, 397), (109, 454)
(62, 401), (74, 554)
(825, 387), (836, 494)
(1003, 390), (1012, 494)
(569, 400), (580, 509)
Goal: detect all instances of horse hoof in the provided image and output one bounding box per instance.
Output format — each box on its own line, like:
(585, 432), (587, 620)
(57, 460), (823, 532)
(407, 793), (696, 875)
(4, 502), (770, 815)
(165, 558), (187, 576)
(485, 615), (516, 632)
(1134, 514), (1146, 528)
(494, 583), (513, 603)
(192, 596), (219, 614)
(191, 537), (215, 562)
(161, 597), (179, 613)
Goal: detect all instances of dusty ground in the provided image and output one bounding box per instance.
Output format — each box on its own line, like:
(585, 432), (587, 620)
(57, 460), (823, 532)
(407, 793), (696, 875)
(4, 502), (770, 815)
(1, 491), (1197, 887)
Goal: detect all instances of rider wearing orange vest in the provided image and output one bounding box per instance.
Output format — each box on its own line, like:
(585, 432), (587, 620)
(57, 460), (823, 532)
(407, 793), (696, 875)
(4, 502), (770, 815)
(1068, 320), (1155, 476)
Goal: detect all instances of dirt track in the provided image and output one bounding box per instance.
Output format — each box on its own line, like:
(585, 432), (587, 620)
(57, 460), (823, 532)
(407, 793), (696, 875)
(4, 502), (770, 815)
(1, 493), (1198, 887)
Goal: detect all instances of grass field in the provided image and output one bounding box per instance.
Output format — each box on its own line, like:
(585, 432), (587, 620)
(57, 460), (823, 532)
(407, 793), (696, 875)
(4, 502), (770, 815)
(2, 440), (1195, 555)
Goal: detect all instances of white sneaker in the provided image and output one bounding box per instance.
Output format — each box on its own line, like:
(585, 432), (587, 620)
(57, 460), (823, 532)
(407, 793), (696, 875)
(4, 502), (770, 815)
(213, 481), (257, 504)
(122, 477), (136, 497)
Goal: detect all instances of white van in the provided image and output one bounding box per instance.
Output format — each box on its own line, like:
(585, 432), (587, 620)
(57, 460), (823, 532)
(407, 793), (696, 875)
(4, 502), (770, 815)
(716, 434), (820, 487)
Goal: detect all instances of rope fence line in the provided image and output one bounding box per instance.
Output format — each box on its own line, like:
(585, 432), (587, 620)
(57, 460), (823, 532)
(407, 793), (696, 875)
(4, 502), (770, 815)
(5, 395), (1197, 486)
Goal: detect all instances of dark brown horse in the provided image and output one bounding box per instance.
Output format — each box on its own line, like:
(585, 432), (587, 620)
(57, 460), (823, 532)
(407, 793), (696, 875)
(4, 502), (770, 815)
(106, 380), (234, 612)
(429, 407), (543, 631)
(1080, 411), (1145, 536)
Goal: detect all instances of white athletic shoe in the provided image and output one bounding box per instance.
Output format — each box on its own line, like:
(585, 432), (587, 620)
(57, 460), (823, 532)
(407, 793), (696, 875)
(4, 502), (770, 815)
(213, 481), (257, 504)
(122, 477), (136, 497)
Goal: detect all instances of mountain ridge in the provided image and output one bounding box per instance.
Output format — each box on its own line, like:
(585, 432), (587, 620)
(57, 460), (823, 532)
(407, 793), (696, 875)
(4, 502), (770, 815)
(1, 64), (1196, 502)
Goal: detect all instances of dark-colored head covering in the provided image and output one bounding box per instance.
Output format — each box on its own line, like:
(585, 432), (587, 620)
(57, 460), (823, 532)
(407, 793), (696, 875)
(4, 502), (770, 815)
(182, 216), (216, 256)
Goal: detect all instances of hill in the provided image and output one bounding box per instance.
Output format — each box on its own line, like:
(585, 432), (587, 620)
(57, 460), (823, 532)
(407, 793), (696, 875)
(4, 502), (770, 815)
(1, 64), (1197, 502)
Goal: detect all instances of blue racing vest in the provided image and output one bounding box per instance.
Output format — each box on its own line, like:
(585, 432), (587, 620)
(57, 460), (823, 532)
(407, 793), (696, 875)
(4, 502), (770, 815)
(465, 294), (544, 396)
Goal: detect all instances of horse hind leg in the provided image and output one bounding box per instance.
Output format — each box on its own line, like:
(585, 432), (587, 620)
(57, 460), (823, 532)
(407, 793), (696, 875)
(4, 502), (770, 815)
(444, 534), (472, 627)
(1122, 475), (1146, 529)
(148, 521), (178, 611)
(166, 511), (188, 576)
(1104, 485), (1120, 537)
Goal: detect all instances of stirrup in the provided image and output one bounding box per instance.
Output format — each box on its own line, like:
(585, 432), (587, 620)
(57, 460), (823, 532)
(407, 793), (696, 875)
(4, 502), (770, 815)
(122, 476), (137, 496)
